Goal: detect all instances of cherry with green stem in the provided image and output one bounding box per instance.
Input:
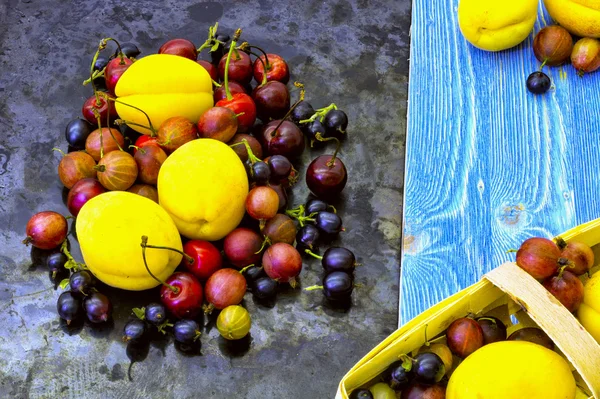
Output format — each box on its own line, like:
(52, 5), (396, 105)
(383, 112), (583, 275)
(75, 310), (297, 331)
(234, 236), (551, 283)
(215, 28), (257, 132)
(82, 41), (117, 126)
(251, 54), (290, 121)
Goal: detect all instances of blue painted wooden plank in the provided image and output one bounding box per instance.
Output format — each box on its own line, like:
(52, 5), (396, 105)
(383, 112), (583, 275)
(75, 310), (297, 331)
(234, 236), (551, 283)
(400, 0), (600, 325)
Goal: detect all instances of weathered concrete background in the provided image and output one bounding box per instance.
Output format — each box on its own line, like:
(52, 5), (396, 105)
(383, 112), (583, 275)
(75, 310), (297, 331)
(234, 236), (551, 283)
(0, 0), (409, 397)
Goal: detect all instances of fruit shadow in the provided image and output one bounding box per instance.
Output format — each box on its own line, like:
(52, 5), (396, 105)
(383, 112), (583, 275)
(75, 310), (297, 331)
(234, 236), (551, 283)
(126, 340), (150, 382)
(218, 334), (252, 358)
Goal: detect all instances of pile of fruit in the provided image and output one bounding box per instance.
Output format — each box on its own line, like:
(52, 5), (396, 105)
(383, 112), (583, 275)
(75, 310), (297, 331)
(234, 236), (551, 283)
(457, 0), (600, 94)
(347, 234), (600, 398)
(23, 23), (360, 363)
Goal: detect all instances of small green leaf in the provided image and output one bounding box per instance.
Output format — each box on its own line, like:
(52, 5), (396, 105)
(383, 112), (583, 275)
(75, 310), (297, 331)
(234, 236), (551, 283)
(132, 307), (145, 320)
(399, 354), (413, 372)
(157, 320), (173, 334)
(59, 279), (70, 290)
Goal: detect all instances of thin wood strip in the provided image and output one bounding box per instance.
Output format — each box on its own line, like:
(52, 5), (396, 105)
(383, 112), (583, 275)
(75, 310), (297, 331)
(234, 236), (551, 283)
(485, 262), (600, 398)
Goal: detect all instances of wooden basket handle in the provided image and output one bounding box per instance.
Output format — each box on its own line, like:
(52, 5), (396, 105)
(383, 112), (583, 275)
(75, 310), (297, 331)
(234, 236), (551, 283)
(485, 262), (600, 398)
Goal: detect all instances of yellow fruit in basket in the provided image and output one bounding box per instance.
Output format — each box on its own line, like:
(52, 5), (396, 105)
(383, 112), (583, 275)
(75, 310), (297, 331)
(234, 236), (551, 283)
(543, 0), (600, 38)
(458, 0), (538, 51)
(114, 54), (213, 135)
(76, 191), (182, 291)
(368, 383), (396, 399)
(157, 138), (248, 241)
(577, 273), (600, 344)
(447, 341), (575, 399)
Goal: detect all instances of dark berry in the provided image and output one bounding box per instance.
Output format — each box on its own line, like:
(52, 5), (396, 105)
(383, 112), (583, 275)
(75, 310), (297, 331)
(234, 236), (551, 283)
(123, 319), (147, 342)
(349, 389), (373, 399)
(296, 224), (320, 252)
(145, 302), (167, 325)
(315, 211), (343, 236)
(173, 319), (201, 344)
(323, 271), (353, 302)
(323, 109), (348, 138)
(321, 247), (356, 274)
(385, 360), (413, 391)
(252, 277), (278, 300)
(47, 251), (68, 275)
(65, 119), (94, 150)
(251, 161), (271, 185)
(305, 199), (329, 215)
(291, 101), (315, 124)
(267, 155), (293, 183)
(413, 352), (445, 384)
(305, 120), (326, 143)
(57, 291), (81, 324)
(526, 71), (551, 94)
(83, 292), (112, 323)
(113, 42), (141, 59)
(69, 270), (95, 296)
(93, 56), (109, 72)
(243, 266), (266, 284)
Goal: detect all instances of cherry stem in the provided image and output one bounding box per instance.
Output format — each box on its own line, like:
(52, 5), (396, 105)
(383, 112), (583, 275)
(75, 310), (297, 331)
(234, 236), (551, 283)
(313, 133), (342, 167)
(294, 81), (305, 101)
(304, 285), (323, 291)
(140, 236), (182, 294)
(244, 44), (271, 70)
(82, 68), (105, 86)
(477, 317), (497, 324)
(299, 103), (338, 124)
(114, 118), (156, 136)
(256, 236), (271, 254)
(196, 22), (221, 53)
(89, 44), (103, 105)
(246, 50), (269, 86)
(506, 249), (517, 253)
(224, 28), (242, 101)
(269, 99), (303, 137)
(212, 79), (222, 88)
(305, 249), (323, 260)
(229, 139), (261, 164)
(52, 147), (66, 157)
(103, 94), (157, 136)
(557, 265), (567, 279)
(239, 264), (256, 274)
(103, 37), (125, 63)
(129, 144), (145, 154)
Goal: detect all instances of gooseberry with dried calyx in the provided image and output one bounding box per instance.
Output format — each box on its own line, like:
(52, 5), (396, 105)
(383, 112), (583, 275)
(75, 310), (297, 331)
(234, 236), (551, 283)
(217, 305), (251, 340)
(571, 38), (600, 76)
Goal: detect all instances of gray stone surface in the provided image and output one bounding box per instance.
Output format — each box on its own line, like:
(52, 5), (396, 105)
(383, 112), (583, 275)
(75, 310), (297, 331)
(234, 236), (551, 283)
(0, 0), (409, 398)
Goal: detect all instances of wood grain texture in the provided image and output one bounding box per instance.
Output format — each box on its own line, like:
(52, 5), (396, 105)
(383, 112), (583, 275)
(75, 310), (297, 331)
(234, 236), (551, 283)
(400, 0), (600, 325)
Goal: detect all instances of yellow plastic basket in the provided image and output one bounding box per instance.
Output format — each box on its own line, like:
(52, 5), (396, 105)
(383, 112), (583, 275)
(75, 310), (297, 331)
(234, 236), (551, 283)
(336, 217), (600, 399)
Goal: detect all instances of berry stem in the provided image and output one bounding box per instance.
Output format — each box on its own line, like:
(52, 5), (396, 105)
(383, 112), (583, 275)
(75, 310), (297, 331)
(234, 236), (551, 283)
(239, 264), (256, 274)
(255, 236), (271, 254)
(294, 81), (305, 101)
(196, 22), (221, 53)
(61, 239), (87, 272)
(299, 103), (337, 124)
(102, 37), (125, 63)
(304, 249), (323, 260)
(243, 44), (271, 70)
(82, 68), (105, 86)
(224, 28), (242, 101)
(304, 285), (324, 291)
(140, 236), (183, 294)
(229, 138), (261, 164)
(52, 147), (66, 157)
(269, 99), (303, 137)
(103, 93), (157, 136)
